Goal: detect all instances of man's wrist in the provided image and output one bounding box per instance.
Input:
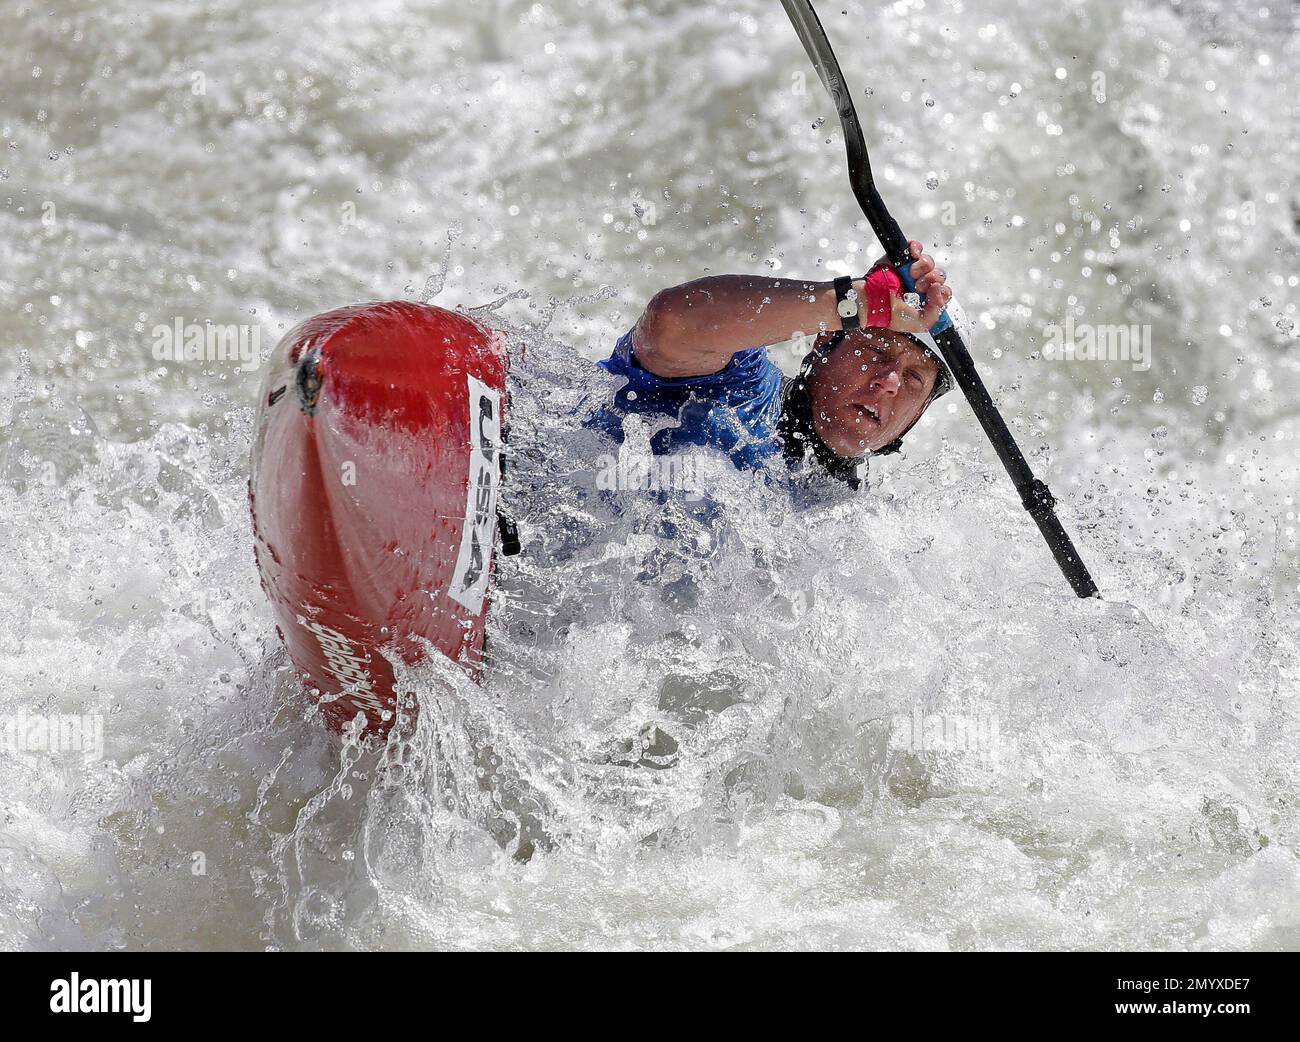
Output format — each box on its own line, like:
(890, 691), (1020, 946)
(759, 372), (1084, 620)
(832, 275), (864, 330)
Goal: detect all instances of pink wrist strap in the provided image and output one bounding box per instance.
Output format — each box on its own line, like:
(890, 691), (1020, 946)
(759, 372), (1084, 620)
(863, 266), (903, 328)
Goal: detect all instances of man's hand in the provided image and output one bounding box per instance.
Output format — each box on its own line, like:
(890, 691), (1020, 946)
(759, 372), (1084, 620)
(880, 240), (952, 334)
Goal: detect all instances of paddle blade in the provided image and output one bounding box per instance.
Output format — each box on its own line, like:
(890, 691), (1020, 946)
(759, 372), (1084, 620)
(780, 0), (857, 125)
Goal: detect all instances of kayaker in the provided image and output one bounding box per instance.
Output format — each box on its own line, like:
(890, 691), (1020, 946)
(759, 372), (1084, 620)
(596, 240), (964, 488)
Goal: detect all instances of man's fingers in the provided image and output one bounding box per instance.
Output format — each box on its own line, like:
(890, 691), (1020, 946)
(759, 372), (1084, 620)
(917, 271), (945, 294)
(917, 296), (945, 327)
(891, 243), (952, 331)
(894, 286), (950, 331)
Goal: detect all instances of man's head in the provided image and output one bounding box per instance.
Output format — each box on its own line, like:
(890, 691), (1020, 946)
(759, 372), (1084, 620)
(802, 328), (942, 457)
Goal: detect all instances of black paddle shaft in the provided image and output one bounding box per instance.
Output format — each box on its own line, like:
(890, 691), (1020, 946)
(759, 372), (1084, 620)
(780, 0), (1099, 599)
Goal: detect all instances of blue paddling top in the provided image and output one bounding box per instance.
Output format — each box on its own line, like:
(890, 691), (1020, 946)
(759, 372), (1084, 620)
(592, 329), (786, 470)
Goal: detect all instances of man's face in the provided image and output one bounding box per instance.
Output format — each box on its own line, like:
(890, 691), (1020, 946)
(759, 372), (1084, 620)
(805, 329), (940, 456)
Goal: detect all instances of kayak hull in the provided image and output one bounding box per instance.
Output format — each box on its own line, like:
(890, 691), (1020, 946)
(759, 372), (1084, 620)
(249, 301), (508, 735)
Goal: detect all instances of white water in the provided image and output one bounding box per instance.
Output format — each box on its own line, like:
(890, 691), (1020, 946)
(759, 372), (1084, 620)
(2, 0), (1298, 950)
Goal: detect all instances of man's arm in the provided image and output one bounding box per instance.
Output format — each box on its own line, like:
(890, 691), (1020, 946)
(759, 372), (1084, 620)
(630, 241), (950, 379)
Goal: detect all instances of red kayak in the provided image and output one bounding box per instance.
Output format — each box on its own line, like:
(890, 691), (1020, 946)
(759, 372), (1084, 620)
(249, 302), (510, 735)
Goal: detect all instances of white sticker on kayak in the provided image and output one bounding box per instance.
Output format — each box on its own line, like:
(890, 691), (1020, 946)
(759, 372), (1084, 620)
(449, 374), (501, 613)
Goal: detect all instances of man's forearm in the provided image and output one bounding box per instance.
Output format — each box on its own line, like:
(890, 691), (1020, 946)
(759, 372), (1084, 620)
(634, 274), (862, 378)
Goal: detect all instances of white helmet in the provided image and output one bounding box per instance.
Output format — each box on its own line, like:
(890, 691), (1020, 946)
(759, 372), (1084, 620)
(899, 294), (973, 401)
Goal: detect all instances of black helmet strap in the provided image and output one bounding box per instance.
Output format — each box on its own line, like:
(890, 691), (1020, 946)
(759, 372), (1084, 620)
(778, 333), (871, 489)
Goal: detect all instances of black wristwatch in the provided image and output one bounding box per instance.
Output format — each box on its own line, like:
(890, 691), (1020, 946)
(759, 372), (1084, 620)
(834, 275), (860, 330)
